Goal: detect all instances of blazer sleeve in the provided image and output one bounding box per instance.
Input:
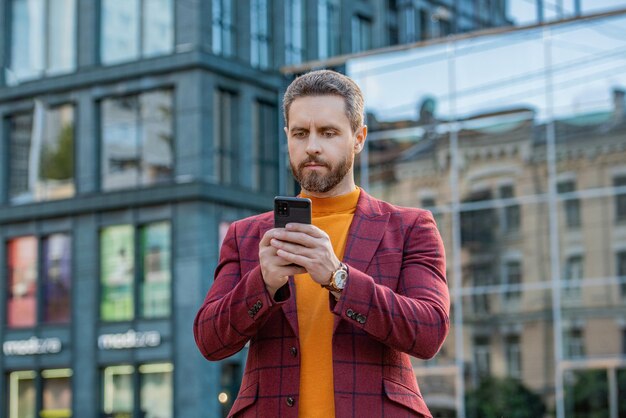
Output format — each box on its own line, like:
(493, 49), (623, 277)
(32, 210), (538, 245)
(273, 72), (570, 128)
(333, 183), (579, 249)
(193, 220), (289, 361)
(332, 210), (449, 359)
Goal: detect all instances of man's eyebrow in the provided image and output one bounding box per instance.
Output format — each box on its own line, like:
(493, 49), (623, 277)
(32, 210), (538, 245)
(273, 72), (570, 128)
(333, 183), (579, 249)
(317, 125), (341, 131)
(289, 126), (309, 133)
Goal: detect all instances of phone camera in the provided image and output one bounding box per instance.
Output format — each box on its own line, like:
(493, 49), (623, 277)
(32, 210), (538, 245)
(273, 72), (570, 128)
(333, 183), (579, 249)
(278, 202), (289, 216)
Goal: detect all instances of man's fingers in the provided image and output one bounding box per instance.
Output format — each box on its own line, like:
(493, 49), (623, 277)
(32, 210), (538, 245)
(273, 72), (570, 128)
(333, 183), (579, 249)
(285, 223), (326, 238)
(276, 249), (312, 269)
(273, 230), (318, 248)
(260, 228), (279, 247)
(270, 239), (313, 258)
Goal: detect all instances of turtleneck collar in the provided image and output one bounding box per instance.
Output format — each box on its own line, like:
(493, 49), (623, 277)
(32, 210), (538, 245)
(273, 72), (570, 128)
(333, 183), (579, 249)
(300, 187), (361, 216)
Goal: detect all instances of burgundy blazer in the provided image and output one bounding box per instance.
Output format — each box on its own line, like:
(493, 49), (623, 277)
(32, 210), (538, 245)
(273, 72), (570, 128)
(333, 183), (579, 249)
(194, 190), (449, 417)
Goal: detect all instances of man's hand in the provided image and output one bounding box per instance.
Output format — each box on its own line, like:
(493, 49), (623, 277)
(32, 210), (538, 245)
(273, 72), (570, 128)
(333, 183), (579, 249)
(259, 229), (306, 298)
(270, 223), (340, 286)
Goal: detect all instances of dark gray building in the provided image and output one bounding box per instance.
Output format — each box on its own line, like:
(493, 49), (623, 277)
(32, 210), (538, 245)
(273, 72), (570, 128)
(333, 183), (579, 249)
(0, 1), (584, 417)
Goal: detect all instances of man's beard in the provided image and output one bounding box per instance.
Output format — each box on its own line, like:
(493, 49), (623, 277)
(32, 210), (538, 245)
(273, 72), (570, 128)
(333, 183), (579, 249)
(290, 153), (353, 193)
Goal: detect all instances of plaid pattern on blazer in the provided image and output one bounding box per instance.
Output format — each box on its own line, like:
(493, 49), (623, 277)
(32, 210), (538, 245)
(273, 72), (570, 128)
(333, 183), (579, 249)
(194, 190), (449, 418)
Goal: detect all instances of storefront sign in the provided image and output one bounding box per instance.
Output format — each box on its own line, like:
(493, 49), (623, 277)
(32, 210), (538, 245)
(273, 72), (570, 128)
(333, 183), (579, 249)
(98, 330), (161, 350)
(3, 337), (62, 356)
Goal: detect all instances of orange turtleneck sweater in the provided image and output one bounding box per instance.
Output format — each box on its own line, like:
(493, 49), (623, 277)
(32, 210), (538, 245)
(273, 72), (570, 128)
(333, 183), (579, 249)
(295, 187), (361, 418)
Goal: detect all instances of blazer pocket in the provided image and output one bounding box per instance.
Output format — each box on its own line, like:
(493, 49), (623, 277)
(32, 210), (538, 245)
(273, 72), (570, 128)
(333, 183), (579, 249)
(383, 378), (432, 417)
(228, 380), (258, 418)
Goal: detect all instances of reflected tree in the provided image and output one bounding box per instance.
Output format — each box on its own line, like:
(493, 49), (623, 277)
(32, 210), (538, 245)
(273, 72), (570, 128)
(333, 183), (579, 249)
(40, 124), (74, 180)
(465, 377), (546, 418)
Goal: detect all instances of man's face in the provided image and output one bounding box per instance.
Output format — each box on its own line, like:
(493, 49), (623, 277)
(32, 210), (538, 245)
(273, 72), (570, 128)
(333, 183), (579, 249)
(284, 95), (365, 194)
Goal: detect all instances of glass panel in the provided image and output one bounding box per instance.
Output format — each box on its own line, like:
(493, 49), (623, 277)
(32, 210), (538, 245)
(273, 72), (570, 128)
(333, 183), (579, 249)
(252, 101), (278, 193)
(285, 0), (303, 65)
(103, 365), (134, 417)
(455, 30), (549, 199)
(9, 0), (44, 84)
(7, 236), (38, 328)
(8, 112), (34, 204)
(143, 0), (173, 58)
(41, 369), (73, 418)
(38, 105), (75, 201)
(9, 371), (36, 418)
(139, 363), (173, 418)
(101, 225), (135, 321)
(42, 234), (71, 324)
(9, 105), (75, 205)
(139, 90), (174, 186)
(550, 15), (626, 191)
(581, 0), (626, 15)
(462, 287), (553, 417)
(101, 0), (140, 64)
(413, 371), (457, 417)
(141, 222), (171, 318)
(347, 43), (452, 205)
(250, 0), (270, 69)
(213, 90), (238, 185)
(561, 281), (624, 360)
(619, 368), (626, 416)
(102, 96), (140, 190)
(564, 369), (609, 417)
(47, 0), (76, 75)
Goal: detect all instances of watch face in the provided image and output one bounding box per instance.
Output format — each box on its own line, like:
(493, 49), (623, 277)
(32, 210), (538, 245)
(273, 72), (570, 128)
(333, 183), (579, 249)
(334, 270), (347, 289)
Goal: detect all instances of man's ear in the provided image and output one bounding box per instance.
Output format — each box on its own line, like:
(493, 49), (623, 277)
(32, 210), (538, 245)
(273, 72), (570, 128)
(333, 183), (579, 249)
(284, 126), (289, 137)
(354, 125), (367, 154)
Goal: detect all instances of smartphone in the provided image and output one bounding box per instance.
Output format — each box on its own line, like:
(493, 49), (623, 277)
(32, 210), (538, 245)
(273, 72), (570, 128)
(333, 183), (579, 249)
(274, 196), (312, 228)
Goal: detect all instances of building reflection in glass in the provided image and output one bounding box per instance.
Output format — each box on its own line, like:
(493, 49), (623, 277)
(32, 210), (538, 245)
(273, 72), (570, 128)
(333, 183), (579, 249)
(347, 10), (626, 418)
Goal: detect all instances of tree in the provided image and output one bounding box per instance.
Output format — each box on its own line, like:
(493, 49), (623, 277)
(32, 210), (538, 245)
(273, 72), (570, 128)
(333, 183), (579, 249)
(465, 377), (546, 418)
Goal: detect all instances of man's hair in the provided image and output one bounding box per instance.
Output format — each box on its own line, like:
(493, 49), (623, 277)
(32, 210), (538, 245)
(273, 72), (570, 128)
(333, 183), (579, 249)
(283, 70), (364, 134)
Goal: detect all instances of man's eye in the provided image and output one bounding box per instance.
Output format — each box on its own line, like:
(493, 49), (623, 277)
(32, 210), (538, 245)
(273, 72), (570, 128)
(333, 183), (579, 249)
(293, 131), (306, 138)
(323, 131), (336, 137)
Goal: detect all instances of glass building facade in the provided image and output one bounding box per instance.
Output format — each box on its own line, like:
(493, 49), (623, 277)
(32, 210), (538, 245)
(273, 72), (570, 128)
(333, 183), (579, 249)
(340, 9), (626, 418)
(1, 1), (626, 417)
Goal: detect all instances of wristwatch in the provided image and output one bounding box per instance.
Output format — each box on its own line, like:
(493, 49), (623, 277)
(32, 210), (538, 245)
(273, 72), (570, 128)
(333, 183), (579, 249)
(322, 262), (348, 293)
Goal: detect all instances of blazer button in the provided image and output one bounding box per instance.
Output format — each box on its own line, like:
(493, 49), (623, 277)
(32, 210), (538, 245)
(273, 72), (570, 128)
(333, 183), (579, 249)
(346, 308), (354, 318)
(290, 346), (298, 357)
(357, 314), (366, 324)
(248, 310), (254, 318)
(286, 396), (295, 407)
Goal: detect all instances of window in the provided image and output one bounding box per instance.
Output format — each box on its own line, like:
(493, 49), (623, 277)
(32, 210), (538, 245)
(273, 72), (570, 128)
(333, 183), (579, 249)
(503, 260), (522, 301)
(351, 15), (372, 53)
(251, 0), (271, 69)
(565, 328), (585, 358)
(8, 104), (75, 205)
(7, 236), (38, 328)
(563, 255), (584, 301)
(387, 0), (400, 45)
(8, 0), (76, 85)
(101, 0), (173, 65)
(252, 101), (279, 193)
(213, 89), (238, 185)
(101, 90), (173, 191)
(471, 264), (493, 314)
(42, 234), (72, 323)
(8, 369), (72, 418)
(500, 185), (520, 233)
(285, 0), (304, 65)
(212, 0), (235, 56)
(101, 225), (134, 321)
(617, 251), (626, 298)
(400, 4), (415, 43)
(615, 176), (626, 222)
(557, 180), (581, 228)
(103, 363), (173, 418)
(419, 8), (430, 41)
(318, 0), (340, 59)
(141, 222), (171, 318)
(473, 336), (491, 381)
(220, 362), (242, 416)
(505, 335), (522, 379)
(6, 234), (72, 328)
(100, 222), (171, 322)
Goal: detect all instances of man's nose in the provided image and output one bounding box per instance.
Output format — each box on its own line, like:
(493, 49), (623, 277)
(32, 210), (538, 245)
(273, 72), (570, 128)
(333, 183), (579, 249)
(305, 134), (322, 155)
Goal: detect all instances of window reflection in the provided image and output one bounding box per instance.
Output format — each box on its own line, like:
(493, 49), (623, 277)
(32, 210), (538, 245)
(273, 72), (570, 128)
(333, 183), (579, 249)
(7, 236), (38, 328)
(42, 234), (72, 324)
(9, 0), (75, 85)
(101, 90), (173, 191)
(101, 0), (173, 65)
(9, 104), (75, 205)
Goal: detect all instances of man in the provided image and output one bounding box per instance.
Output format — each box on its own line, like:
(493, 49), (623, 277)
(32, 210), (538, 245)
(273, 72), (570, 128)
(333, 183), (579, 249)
(193, 70), (449, 418)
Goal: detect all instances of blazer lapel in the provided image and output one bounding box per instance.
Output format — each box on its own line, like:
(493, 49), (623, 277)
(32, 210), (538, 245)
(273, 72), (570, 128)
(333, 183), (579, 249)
(334, 191), (390, 333)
